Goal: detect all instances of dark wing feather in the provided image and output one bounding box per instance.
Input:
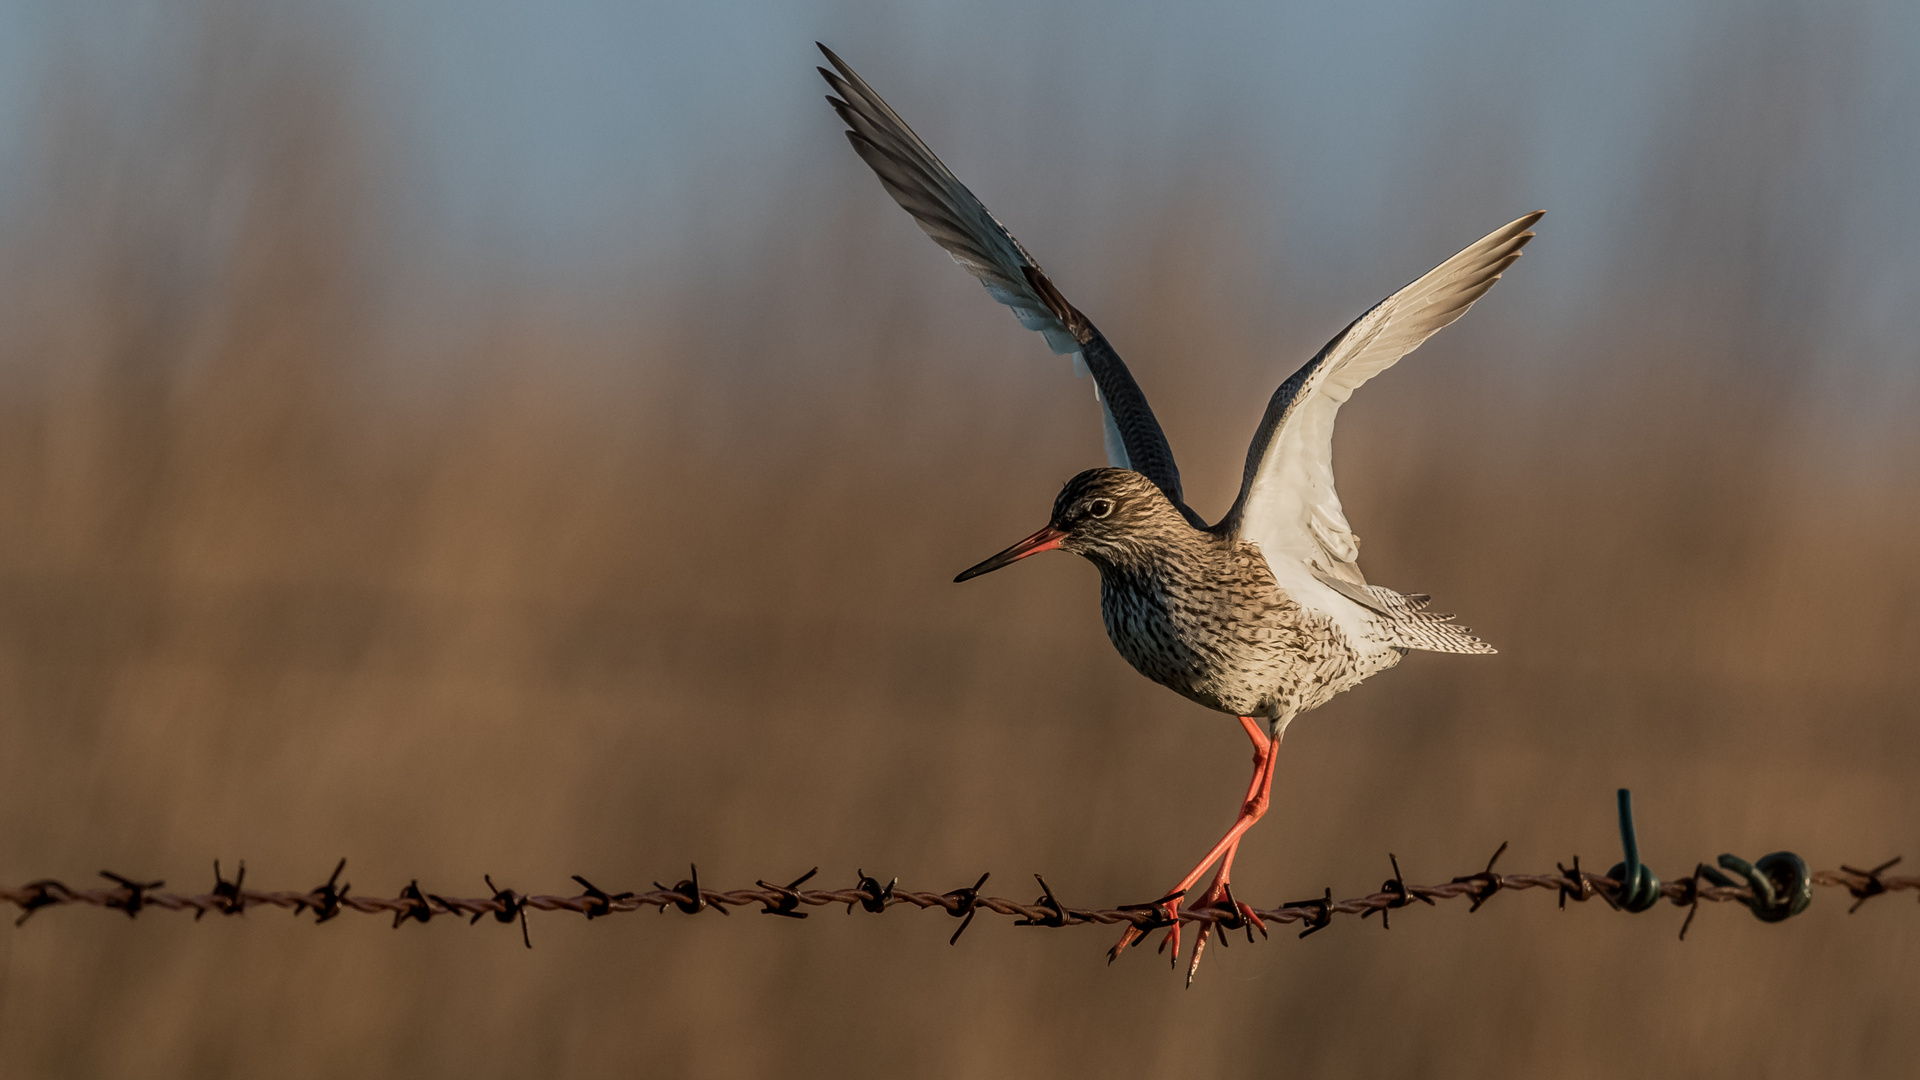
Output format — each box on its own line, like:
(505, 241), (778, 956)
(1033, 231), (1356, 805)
(818, 43), (1188, 510)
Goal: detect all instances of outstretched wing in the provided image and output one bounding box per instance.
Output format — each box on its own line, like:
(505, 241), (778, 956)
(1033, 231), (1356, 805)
(817, 43), (1190, 512)
(1221, 212), (1542, 612)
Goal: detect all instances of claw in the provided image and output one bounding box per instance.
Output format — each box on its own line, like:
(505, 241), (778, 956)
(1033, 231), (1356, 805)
(1221, 879), (1267, 942)
(1182, 869), (1272, 984)
(1185, 920), (1210, 986)
(1241, 901), (1268, 939)
(1109, 888), (1184, 963)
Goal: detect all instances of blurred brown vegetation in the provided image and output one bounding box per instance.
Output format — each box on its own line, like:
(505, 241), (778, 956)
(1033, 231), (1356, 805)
(0, 8), (1915, 1080)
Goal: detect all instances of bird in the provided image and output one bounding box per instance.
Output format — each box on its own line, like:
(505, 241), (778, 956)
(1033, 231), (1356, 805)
(816, 43), (1538, 982)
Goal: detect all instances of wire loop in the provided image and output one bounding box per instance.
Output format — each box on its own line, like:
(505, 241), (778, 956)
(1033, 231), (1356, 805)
(1702, 852), (1812, 923)
(1605, 789), (1663, 913)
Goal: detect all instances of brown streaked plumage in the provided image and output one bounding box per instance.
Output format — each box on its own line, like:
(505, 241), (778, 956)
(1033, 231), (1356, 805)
(819, 43), (1538, 982)
(987, 469), (1403, 721)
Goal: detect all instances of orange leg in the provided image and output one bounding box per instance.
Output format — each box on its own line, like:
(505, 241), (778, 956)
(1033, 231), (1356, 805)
(1110, 716), (1281, 974)
(1181, 736), (1277, 983)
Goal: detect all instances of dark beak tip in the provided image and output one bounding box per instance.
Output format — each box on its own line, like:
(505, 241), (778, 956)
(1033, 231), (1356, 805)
(951, 524), (1067, 584)
(951, 560), (998, 584)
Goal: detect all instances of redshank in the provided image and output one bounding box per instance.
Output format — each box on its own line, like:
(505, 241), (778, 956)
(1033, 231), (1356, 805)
(818, 44), (1537, 981)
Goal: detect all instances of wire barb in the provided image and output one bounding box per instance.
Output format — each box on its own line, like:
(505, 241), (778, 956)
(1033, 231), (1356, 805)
(479, 875), (532, 949)
(1839, 857), (1903, 914)
(1362, 853), (1434, 929)
(99, 871), (164, 920)
(206, 860), (246, 919)
(392, 881), (433, 928)
(298, 859), (349, 924)
(1013, 874), (1076, 928)
(755, 868), (819, 919)
(1556, 855), (1594, 908)
(850, 870), (894, 914)
(1676, 863), (1708, 941)
(575, 874), (637, 919)
(942, 872), (990, 945)
(1282, 887), (1335, 939)
(12, 880), (68, 928)
(1451, 841), (1509, 912)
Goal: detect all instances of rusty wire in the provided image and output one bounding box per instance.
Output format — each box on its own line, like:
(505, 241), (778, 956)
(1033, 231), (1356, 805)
(4, 851), (1913, 949)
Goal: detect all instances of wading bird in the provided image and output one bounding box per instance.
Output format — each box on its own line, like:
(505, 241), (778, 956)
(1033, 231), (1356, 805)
(818, 44), (1537, 982)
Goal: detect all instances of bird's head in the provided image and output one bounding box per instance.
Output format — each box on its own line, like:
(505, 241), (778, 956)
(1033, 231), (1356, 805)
(954, 468), (1184, 582)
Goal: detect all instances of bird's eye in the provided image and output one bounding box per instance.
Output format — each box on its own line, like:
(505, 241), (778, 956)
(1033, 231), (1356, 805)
(1086, 498), (1115, 519)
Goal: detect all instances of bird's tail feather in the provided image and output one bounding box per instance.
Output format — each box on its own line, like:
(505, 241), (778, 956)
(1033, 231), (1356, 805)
(1363, 586), (1497, 655)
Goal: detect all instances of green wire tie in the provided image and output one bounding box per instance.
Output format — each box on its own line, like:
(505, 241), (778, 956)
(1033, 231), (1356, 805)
(1607, 789), (1664, 913)
(1611, 786), (1813, 926)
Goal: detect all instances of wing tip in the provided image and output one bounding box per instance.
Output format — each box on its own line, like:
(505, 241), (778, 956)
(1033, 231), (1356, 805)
(1490, 210), (1545, 251)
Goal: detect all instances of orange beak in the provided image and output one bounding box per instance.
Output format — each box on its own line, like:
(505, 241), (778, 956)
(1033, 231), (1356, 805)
(953, 525), (1067, 583)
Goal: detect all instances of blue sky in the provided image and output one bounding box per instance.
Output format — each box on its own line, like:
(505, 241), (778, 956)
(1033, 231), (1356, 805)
(2, 0), (1917, 326)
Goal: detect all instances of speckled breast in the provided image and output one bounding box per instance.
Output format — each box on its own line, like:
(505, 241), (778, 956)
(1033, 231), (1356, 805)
(1096, 545), (1394, 720)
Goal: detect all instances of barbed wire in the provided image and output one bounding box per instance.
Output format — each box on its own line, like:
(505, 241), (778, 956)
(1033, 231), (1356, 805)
(4, 793), (1912, 956)
(5, 853), (1912, 946)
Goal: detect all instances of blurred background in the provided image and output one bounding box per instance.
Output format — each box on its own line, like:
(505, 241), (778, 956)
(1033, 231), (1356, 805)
(0, 0), (1916, 1076)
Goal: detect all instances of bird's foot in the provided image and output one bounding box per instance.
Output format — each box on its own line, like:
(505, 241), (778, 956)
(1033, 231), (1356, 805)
(1182, 873), (1266, 986)
(1107, 888), (1185, 965)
